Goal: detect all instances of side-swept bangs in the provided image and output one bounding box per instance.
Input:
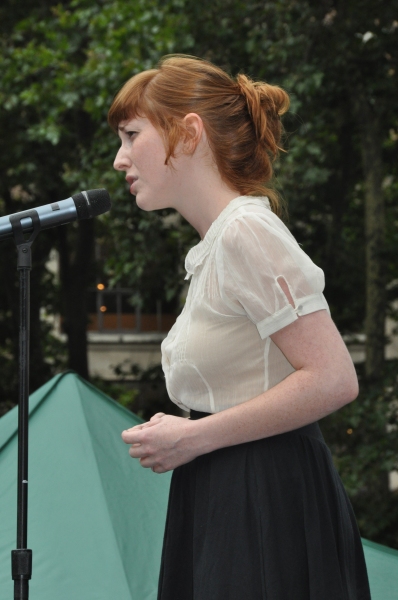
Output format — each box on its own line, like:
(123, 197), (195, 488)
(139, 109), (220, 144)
(108, 69), (159, 132)
(108, 67), (187, 165)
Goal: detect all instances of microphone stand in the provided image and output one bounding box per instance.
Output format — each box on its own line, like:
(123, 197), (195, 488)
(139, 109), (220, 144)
(10, 209), (42, 600)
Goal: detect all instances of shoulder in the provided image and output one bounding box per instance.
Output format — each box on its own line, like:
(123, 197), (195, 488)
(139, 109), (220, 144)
(218, 199), (300, 257)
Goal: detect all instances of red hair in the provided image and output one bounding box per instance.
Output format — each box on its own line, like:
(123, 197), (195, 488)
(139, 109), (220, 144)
(108, 55), (290, 215)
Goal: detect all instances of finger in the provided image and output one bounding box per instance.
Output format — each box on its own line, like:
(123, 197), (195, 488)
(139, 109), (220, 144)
(122, 430), (144, 444)
(128, 423), (147, 431)
(121, 424), (145, 437)
(150, 412), (166, 421)
(152, 464), (167, 474)
(140, 420), (159, 428)
(130, 420), (160, 432)
(129, 446), (146, 458)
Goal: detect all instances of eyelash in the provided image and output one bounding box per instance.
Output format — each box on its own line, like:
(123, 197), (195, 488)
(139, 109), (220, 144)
(126, 131), (137, 139)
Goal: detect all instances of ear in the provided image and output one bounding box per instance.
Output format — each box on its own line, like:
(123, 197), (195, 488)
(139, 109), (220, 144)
(182, 113), (204, 154)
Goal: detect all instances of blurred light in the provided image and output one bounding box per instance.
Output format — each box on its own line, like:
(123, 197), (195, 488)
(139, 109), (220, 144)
(347, 428), (353, 435)
(97, 283), (105, 290)
(100, 306), (107, 313)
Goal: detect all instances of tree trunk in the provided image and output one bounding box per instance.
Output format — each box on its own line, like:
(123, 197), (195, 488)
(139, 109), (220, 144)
(354, 97), (385, 380)
(58, 219), (95, 380)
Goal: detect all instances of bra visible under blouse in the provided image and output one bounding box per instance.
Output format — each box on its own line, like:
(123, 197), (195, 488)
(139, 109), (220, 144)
(161, 196), (330, 413)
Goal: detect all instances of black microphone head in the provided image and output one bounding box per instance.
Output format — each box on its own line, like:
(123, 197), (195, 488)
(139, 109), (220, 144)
(72, 189), (111, 219)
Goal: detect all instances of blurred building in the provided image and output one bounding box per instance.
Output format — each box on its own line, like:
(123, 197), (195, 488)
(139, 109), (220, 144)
(86, 283), (175, 380)
(45, 248), (177, 380)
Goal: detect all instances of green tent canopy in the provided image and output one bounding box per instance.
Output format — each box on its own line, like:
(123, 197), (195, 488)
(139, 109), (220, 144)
(1, 372), (397, 598)
(362, 539), (398, 600)
(0, 372), (171, 599)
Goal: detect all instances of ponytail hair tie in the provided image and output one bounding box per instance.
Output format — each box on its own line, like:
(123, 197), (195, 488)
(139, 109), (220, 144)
(236, 73), (290, 158)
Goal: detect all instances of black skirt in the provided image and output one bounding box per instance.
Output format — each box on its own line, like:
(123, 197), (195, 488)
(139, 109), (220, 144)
(158, 411), (371, 600)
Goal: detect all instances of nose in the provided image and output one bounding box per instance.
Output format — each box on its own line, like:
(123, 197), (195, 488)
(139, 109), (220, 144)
(113, 145), (131, 171)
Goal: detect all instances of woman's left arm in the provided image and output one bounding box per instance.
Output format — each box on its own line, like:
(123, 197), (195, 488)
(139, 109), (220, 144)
(122, 309), (358, 472)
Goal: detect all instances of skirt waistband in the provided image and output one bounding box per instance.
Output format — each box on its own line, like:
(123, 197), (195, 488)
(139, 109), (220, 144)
(189, 409), (324, 443)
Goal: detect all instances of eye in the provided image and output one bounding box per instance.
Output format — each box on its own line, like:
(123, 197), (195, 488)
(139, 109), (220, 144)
(126, 130), (138, 139)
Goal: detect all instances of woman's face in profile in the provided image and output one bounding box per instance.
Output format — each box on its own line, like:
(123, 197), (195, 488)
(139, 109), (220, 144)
(113, 116), (181, 212)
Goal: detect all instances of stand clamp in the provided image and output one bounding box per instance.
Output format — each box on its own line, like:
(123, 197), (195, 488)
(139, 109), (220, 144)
(9, 209), (41, 269)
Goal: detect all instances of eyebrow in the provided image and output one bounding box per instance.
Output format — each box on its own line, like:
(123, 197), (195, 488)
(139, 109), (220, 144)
(118, 118), (140, 132)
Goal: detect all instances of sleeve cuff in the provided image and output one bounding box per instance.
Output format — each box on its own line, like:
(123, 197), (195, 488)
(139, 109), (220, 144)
(256, 293), (330, 339)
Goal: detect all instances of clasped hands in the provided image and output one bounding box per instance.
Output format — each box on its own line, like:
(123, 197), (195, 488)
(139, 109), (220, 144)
(121, 413), (197, 473)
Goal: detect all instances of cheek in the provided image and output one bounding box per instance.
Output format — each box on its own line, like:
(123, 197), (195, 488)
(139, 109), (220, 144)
(146, 130), (168, 163)
(142, 147), (169, 179)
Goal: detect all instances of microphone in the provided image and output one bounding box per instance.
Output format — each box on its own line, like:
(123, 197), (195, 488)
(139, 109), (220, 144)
(0, 188), (111, 241)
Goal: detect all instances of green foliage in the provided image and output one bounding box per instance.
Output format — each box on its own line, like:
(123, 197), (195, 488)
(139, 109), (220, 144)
(90, 377), (140, 411)
(321, 360), (398, 549)
(183, 0), (398, 331)
(100, 200), (197, 311)
(0, 0), (192, 404)
(94, 362), (182, 421)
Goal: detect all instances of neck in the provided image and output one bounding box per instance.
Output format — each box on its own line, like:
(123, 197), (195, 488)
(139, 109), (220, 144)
(172, 153), (241, 240)
(179, 189), (240, 240)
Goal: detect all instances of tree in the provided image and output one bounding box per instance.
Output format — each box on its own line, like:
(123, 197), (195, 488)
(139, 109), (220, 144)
(181, 0), (398, 548)
(183, 0), (398, 377)
(0, 0), (192, 393)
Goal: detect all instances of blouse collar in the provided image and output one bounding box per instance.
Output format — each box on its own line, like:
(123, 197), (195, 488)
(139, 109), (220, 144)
(184, 195), (271, 280)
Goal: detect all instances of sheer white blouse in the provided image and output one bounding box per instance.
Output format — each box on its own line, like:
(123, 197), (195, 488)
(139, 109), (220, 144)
(161, 196), (330, 414)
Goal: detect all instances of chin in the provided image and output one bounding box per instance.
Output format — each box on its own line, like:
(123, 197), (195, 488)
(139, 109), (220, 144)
(135, 193), (172, 212)
(134, 194), (153, 211)
(136, 203), (152, 212)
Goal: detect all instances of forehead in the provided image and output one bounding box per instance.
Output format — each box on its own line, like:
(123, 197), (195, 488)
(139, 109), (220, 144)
(117, 116), (148, 132)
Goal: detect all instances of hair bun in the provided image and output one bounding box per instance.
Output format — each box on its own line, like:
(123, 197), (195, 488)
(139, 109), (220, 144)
(236, 73), (289, 157)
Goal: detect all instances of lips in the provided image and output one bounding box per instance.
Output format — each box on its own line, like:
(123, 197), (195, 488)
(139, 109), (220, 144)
(126, 175), (138, 194)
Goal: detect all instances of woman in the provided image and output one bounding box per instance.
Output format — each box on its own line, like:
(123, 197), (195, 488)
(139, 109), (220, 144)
(110, 55), (370, 599)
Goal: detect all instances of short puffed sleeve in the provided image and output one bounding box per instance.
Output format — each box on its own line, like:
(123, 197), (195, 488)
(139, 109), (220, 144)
(215, 211), (330, 338)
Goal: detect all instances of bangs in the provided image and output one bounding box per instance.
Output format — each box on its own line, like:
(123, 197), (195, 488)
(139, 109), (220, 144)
(108, 69), (158, 131)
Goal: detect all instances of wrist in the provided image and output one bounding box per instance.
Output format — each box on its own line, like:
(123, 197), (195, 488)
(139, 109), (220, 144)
(183, 415), (216, 457)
